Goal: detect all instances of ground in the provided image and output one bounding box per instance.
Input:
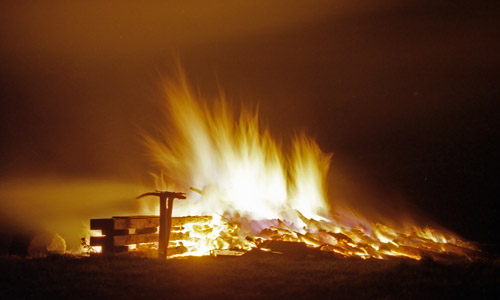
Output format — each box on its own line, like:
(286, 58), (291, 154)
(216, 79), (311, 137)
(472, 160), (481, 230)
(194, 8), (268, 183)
(1, 253), (499, 300)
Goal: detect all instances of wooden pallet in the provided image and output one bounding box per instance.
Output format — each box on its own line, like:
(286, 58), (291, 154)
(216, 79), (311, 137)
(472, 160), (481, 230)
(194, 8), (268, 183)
(90, 215), (212, 255)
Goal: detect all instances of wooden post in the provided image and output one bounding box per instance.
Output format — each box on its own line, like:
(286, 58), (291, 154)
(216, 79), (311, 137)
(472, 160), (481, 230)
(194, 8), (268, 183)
(136, 191), (186, 260)
(158, 195), (168, 259)
(165, 196), (175, 257)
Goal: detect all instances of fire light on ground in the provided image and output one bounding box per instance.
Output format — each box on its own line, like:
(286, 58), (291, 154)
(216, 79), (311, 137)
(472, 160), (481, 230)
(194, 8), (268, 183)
(92, 67), (477, 260)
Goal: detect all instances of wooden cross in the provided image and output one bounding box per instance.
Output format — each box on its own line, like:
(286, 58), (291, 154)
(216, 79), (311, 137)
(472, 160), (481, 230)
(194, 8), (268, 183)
(136, 191), (186, 259)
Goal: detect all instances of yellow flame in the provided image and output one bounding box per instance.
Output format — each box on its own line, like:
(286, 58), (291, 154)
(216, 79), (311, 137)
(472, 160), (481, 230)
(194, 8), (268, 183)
(133, 68), (478, 260)
(145, 67), (330, 222)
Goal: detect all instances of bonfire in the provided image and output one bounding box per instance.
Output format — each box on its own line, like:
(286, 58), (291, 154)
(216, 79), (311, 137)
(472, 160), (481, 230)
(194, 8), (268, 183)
(91, 67), (478, 261)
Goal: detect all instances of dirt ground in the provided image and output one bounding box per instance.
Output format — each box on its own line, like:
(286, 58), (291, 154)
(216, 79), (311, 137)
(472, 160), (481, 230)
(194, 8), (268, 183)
(1, 253), (499, 300)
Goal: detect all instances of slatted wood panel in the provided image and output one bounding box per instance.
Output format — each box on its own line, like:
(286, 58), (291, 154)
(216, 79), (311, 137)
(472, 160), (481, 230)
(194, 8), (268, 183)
(90, 215), (211, 255)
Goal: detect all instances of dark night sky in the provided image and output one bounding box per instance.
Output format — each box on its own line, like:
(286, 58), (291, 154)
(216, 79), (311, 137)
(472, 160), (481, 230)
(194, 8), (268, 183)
(0, 1), (499, 246)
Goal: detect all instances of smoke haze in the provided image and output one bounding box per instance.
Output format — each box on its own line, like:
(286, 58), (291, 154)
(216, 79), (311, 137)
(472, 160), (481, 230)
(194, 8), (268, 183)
(0, 1), (498, 246)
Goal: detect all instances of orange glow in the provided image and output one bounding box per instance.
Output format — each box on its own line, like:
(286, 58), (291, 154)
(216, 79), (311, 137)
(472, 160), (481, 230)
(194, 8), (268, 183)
(134, 68), (478, 260)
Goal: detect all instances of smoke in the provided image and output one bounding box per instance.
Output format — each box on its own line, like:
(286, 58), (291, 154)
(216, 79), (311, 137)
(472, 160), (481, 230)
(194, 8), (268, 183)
(0, 0), (497, 246)
(326, 160), (455, 236)
(0, 177), (147, 251)
(0, 1), (393, 64)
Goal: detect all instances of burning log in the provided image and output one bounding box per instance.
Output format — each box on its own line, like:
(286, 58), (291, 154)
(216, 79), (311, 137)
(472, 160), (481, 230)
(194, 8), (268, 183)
(89, 209), (478, 261)
(297, 232), (323, 247)
(172, 216), (212, 226)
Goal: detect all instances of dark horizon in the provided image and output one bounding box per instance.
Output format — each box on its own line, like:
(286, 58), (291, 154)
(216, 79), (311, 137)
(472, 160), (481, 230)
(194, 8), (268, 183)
(0, 1), (499, 246)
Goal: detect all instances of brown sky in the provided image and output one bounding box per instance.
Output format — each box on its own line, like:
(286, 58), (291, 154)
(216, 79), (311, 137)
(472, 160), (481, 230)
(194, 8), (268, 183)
(0, 0), (499, 243)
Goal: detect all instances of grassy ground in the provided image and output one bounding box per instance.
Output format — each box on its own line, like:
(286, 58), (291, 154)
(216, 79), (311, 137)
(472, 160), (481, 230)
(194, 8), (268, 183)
(1, 253), (499, 300)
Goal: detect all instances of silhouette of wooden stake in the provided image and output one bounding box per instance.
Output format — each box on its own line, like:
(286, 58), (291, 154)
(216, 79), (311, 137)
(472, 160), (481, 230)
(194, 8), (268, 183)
(137, 191), (186, 259)
(158, 195), (168, 258)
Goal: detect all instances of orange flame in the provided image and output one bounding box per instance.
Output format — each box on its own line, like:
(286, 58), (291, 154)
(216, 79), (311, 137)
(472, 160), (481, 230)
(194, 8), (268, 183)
(144, 68), (331, 221)
(138, 68), (477, 260)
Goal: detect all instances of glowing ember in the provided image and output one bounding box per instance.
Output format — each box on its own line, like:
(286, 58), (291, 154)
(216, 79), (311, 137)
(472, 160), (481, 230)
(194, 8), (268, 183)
(134, 68), (477, 260)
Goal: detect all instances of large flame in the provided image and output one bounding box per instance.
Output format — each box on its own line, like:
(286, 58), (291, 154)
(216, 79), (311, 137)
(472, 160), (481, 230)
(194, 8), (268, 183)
(137, 68), (477, 260)
(145, 69), (331, 222)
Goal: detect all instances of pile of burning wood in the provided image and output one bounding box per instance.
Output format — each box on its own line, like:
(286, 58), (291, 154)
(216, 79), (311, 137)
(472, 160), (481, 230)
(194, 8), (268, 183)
(89, 190), (479, 261)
